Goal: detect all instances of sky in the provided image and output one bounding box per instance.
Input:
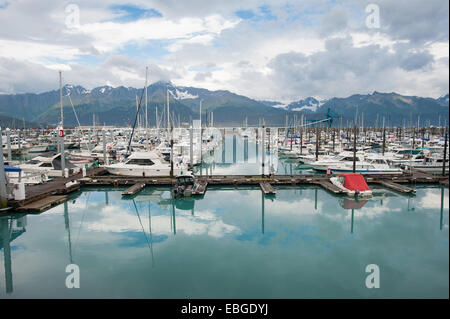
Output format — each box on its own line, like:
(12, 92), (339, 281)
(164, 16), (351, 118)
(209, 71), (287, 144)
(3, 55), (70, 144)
(0, 0), (448, 102)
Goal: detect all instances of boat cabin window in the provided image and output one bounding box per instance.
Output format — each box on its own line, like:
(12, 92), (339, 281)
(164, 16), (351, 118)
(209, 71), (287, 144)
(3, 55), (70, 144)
(26, 160), (40, 164)
(126, 158), (155, 166)
(371, 159), (386, 164)
(342, 156), (359, 161)
(39, 163), (53, 167)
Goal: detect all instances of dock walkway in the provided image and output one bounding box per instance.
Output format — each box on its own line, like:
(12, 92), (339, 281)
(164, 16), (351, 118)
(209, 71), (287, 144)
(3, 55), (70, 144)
(260, 182), (276, 194)
(4, 170), (447, 213)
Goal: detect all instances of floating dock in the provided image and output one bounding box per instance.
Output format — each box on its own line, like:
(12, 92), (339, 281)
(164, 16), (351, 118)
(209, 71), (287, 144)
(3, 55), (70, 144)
(192, 181), (208, 195)
(4, 168), (448, 213)
(260, 182), (276, 194)
(315, 180), (345, 194)
(15, 196), (68, 212)
(122, 183), (146, 196)
(370, 180), (416, 194)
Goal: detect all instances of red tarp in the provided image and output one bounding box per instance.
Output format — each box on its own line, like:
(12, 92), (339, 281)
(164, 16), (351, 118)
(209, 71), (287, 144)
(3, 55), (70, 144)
(343, 198), (368, 209)
(341, 173), (371, 191)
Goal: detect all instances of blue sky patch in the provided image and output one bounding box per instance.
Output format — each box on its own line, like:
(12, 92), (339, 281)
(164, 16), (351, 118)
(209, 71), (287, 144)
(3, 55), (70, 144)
(110, 4), (162, 23)
(235, 10), (255, 20)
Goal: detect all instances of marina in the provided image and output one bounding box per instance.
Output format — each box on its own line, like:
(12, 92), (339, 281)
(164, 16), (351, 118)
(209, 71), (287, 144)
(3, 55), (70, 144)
(1, 124), (447, 212)
(1, 126), (448, 299)
(0, 0), (449, 302)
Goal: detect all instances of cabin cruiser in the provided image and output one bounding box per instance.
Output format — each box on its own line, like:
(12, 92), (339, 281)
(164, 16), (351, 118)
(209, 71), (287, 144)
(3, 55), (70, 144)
(310, 151), (366, 171)
(4, 165), (50, 185)
(401, 156), (449, 173)
(329, 156), (403, 174)
(104, 151), (190, 177)
(17, 152), (81, 177)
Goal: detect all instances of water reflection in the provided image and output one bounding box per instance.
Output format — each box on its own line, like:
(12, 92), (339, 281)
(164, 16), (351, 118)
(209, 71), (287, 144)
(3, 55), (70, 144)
(197, 133), (316, 176)
(0, 214), (27, 294)
(0, 185), (448, 298)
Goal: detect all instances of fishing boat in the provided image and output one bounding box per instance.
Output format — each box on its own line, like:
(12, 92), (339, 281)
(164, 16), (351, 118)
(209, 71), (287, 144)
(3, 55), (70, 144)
(104, 151), (190, 177)
(330, 173), (373, 197)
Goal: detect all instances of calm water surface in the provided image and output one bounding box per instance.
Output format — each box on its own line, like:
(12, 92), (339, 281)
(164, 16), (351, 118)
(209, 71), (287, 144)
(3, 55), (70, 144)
(0, 184), (448, 298)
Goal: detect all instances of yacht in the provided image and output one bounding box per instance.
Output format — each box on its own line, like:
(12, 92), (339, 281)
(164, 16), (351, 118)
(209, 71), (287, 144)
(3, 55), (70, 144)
(401, 157), (449, 173)
(104, 151), (190, 177)
(310, 151), (366, 171)
(329, 156), (403, 174)
(17, 153), (81, 177)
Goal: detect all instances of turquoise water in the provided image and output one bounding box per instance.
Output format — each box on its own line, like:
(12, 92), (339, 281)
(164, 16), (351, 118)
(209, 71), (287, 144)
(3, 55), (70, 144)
(0, 185), (448, 298)
(196, 134), (317, 175)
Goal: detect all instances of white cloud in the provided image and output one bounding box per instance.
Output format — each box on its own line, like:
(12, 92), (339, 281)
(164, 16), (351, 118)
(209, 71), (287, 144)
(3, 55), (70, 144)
(0, 0), (447, 100)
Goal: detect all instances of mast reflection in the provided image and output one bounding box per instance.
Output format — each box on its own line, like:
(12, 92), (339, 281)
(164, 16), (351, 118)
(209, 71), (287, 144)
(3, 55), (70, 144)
(0, 215), (27, 294)
(338, 198), (368, 234)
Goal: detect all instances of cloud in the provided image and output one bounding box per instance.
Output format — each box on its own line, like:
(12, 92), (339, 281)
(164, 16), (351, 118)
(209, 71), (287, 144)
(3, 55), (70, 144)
(319, 6), (349, 37)
(0, 0), (448, 100)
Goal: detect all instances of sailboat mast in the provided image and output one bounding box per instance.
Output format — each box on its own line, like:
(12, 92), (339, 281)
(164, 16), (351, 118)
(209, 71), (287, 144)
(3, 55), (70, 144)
(59, 71), (63, 127)
(199, 99), (202, 128)
(145, 66), (148, 131)
(167, 87), (170, 130)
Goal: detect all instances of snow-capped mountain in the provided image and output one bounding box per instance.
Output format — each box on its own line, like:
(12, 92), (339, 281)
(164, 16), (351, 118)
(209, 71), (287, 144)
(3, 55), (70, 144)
(261, 97), (326, 112)
(436, 93), (449, 106)
(286, 97), (325, 112)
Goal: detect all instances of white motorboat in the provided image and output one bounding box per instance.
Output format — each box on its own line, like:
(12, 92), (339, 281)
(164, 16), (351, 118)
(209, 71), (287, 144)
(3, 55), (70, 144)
(4, 164), (50, 185)
(329, 156), (403, 175)
(330, 173), (373, 197)
(310, 151), (365, 171)
(401, 157), (449, 173)
(17, 153), (81, 177)
(104, 151), (190, 177)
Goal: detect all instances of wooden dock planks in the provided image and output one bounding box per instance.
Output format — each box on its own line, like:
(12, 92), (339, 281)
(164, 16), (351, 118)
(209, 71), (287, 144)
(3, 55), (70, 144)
(7, 171), (444, 213)
(16, 196), (68, 212)
(260, 182), (276, 194)
(192, 181), (208, 195)
(376, 180), (416, 193)
(316, 180), (345, 194)
(122, 183), (146, 196)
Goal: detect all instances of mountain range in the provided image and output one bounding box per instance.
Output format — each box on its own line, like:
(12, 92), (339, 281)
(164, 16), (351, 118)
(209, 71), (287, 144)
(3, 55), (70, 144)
(0, 81), (448, 128)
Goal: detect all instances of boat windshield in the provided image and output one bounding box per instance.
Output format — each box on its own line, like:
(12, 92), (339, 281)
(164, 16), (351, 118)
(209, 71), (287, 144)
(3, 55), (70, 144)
(126, 158), (155, 166)
(26, 160), (40, 164)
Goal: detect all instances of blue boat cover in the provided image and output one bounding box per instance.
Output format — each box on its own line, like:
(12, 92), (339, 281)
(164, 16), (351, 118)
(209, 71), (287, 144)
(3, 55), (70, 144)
(4, 165), (22, 173)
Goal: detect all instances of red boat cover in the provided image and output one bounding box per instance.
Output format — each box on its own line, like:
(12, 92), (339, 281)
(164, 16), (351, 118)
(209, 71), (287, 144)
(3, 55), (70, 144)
(341, 173), (371, 191)
(343, 198), (368, 209)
